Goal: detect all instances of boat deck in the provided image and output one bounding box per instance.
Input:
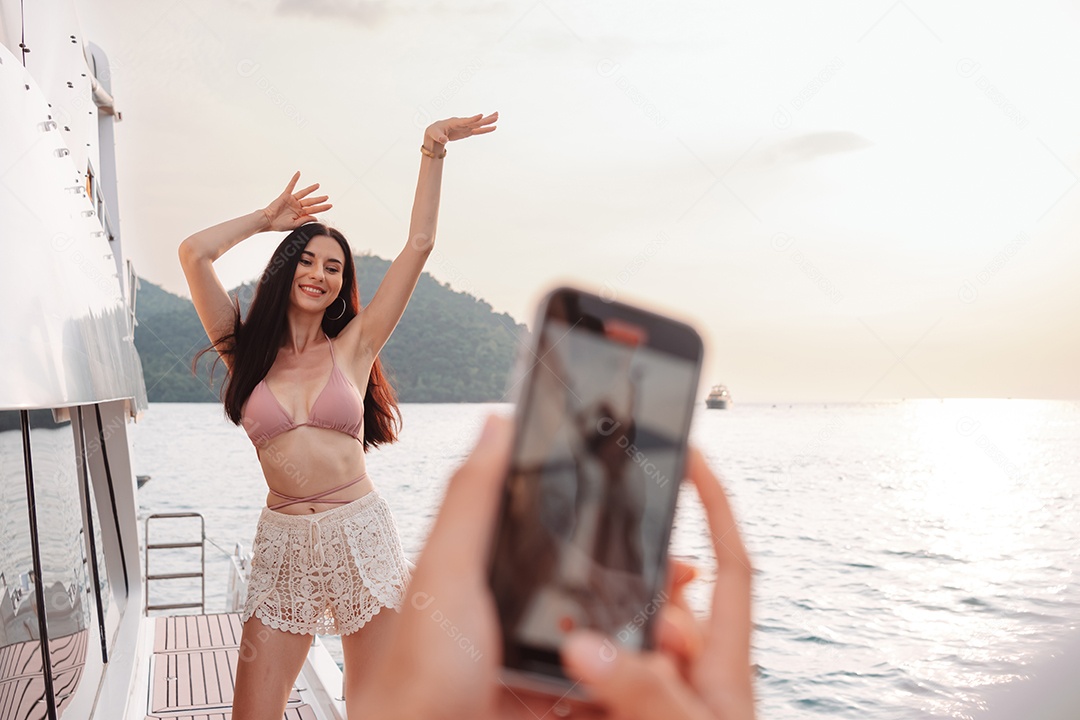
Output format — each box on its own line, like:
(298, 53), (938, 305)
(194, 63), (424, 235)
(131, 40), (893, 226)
(147, 613), (316, 720)
(0, 631), (87, 719)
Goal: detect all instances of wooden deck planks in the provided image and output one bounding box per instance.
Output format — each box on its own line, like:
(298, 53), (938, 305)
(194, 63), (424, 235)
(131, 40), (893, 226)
(148, 613), (308, 720)
(154, 614), (244, 654)
(0, 640), (41, 683)
(0, 673), (46, 720)
(144, 707), (316, 720)
(150, 648), (237, 713)
(0, 668), (82, 720)
(0, 630), (88, 680)
(0, 631), (88, 720)
(49, 630), (88, 672)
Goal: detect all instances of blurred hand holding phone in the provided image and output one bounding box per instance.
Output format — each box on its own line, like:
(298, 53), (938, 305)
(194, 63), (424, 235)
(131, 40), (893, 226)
(356, 286), (755, 720)
(490, 286), (706, 698)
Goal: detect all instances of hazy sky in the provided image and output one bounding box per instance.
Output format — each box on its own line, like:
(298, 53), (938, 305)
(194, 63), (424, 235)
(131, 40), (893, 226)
(81, 0), (1080, 402)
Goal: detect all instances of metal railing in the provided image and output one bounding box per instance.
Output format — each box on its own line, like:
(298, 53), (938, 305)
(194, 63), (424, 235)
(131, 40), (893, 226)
(144, 512), (205, 613)
(225, 542), (250, 614)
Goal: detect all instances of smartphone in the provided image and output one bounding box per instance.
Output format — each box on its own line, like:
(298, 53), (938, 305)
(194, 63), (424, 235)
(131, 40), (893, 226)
(489, 286), (704, 699)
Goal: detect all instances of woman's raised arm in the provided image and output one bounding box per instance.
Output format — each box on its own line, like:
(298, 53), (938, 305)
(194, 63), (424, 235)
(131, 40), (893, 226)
(352, 113), (497, 359)
(177, 172), (331, 364)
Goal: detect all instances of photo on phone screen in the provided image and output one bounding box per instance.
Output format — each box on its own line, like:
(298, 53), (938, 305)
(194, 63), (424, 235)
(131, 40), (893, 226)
(490, 287), (703, 685)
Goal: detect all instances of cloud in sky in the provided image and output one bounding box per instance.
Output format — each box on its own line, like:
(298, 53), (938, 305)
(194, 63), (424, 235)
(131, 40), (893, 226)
(277, 0), (390, 27)
(759, 131), (874, 168)
(275, 0), (506, 27)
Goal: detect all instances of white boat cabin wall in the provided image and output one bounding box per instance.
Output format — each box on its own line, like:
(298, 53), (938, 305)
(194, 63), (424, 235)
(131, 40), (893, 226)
(1, 1), (146, 718)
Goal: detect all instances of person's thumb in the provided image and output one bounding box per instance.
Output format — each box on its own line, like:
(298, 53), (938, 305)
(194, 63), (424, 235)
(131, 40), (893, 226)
(562, 631), (713, 720)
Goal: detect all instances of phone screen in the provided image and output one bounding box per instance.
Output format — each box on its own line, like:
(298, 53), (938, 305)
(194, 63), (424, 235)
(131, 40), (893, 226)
(490, 288), (703, 682)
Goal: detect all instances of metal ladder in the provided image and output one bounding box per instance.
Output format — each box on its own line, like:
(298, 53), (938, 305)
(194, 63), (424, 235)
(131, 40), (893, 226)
(144, 512), (205, 613)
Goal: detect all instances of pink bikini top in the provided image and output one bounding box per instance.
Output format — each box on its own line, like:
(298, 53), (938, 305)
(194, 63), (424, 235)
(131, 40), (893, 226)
(241, 333), (364, 447)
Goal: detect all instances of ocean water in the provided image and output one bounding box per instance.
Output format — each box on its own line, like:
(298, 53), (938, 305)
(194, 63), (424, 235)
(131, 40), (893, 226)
(131, 399), (1080, 719)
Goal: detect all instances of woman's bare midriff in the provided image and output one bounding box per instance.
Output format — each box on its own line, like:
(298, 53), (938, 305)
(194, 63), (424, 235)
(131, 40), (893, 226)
(264, 473), (374, 515)
(257, 426), (373, 515)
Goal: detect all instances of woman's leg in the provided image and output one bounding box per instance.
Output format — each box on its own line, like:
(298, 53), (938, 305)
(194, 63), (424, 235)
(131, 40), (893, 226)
(232, 616), (313, 720)
(340, 608), (398, 713)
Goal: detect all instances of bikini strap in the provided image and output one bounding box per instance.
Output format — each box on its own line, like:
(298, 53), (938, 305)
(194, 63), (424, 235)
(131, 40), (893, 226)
(324, 331), (336, 362)
(267, 473), (368, 510)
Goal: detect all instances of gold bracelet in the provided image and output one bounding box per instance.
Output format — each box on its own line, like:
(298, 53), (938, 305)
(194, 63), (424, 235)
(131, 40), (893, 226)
(420, 144), (447, 159)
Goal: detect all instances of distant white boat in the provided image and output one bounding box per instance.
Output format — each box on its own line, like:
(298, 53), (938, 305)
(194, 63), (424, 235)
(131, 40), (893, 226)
(705, 384), (731, 409)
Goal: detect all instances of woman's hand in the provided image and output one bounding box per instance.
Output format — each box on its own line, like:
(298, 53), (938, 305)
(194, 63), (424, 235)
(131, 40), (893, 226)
(261, 171), (331, 231)
(424, 112), (499, 149)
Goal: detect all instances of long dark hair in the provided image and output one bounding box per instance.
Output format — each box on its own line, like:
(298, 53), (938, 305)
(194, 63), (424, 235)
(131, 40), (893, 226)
(196, 222), (401, 450)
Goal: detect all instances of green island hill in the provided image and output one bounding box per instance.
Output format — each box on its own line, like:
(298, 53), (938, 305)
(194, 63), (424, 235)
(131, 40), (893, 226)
(134, 254), (528, 404)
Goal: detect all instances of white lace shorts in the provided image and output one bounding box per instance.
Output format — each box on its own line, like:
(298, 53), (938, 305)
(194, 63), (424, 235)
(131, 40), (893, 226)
(241, 490), (412, 636)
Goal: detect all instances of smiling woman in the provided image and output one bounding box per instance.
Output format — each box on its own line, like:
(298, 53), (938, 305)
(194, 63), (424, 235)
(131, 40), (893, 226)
(176, 111), (498, 720)
(295, 237), (344, 306)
